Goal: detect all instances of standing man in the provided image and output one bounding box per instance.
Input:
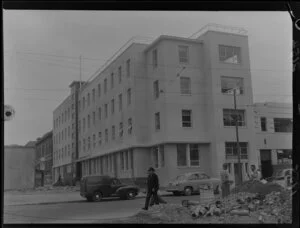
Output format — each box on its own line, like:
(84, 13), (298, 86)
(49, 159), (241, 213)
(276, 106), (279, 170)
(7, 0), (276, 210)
(220, 163), (231, 198)
(142, 167), (159, 210)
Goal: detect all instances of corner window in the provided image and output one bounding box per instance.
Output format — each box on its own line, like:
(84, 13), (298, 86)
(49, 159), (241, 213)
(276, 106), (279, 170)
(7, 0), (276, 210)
(180, 77), (191, 95)
(178, 45), (189, 64)
(221, 76), (244, 94)
(155, 112), (160, 130)
(219, 45), (241, 64)
(111, 73), (114, 89)
(189, 144), (199, 166)
(128, 118), (132, 135)
(177, 144), (201, 167)
(261, 117), (267, 131)
(151, 145), (165, 168)
(182, 110), (192, 127)
(223, 109), (245, 126)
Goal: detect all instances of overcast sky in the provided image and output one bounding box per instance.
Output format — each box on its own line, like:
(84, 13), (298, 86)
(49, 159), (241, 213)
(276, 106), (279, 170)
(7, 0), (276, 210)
(4, 11), (292, 145)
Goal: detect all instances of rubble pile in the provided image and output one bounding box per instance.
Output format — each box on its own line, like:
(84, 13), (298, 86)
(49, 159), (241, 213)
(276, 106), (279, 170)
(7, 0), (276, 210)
(231, 180), (284, 196)
(182, 189), (292, 224)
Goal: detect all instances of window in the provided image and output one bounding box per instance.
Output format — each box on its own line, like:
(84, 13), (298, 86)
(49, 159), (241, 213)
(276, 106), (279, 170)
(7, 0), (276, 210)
(104, 79), (107, 94)
(221, 76), (244, 94)
(274, 118), (292, 133)
(223, 109), (246, 126)
(125, 151), (129, 170)
(190, 144), (199, 166)
(177, 144), (201, 167)
(98, 132), (102, 146)
(130, 149), (134, 169)
(87, 114), (91, 128)
(151, 146), (164, 168)
(105, 104), (108, 118)
(119, 122), (123, 138)
(182, 110), (192, 127)
(126, 59), (130, 77)
(177, 144), (187, 166)
(98, 107), (101, 120)
(155, 112), (160, 130)
(111, 99), (115, 114)
(105, 129), (108, 143)
(98, 83), (101, 97)
(78, 101), (81, 113)
(277, 150), (292, 164)
(127, 89), (131, 106)
(261, 117), (267, 131)
(128, 118), (132, 135)
(62, 113), (64, 123)
(152, 49), (158, 68)
(112, 125), (115, 140)
(121, 152), (124, 170)
(153, 80), (159, 99)
(68, 145), (70, 156)
(87, 93), (90, 106)
(83, 118), (86, 132)
(93, 111), (96, 125)
(68, 126), (70, 137)
(178, 45), (189, 64)
(92, 89), (95, 103)
(219, 45), (241, 64)
(119, 94), (123, 111)
(180, 77), (191, 95)
(93, 134), (96, 148)
(87, 137), (91, 150)
(118, 66), (122, 83)
(225, 142), (248, 159)
(111, 73), (114, 89)
(82, 97), (85, 110)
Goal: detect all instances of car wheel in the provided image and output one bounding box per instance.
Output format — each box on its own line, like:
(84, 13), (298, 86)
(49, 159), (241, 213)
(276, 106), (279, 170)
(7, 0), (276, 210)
(184, 187), (193, 196)
(92, 191), (103, 202)
(173, 191), (181, 196)
(126, 190), (137, 200)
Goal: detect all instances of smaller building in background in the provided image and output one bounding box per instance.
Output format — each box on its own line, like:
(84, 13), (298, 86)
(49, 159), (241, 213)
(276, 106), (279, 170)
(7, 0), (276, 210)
(35, 131), (53, 187)
(254, 102), (292, 179)
(4, 144), (36, 190)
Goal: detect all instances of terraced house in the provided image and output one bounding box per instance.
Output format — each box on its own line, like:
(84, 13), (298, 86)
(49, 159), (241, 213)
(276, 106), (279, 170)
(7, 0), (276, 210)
(53, 24), (260, 187)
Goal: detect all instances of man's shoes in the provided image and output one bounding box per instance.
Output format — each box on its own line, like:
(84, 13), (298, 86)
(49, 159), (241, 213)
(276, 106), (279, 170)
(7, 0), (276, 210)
(142, 207), (148, 210)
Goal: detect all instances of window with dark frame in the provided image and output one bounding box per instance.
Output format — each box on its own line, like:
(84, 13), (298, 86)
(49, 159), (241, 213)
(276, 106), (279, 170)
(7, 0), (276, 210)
(223, 109), (246, 126)
(153, 49), (158, 68)
(221, 76), (244, 94)
(178, 45), (189, 64)
(155, 112), (160, 130)
(182, 110), (192, 127)
(219, 45), (241, 64)
(274, 118), (292, 133)
(153, 80), (159, 99)
(261, 117), (267, 131)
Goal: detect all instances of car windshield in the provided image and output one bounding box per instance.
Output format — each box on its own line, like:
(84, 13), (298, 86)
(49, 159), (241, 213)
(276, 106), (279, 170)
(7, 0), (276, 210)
(175, 175), (187, 181)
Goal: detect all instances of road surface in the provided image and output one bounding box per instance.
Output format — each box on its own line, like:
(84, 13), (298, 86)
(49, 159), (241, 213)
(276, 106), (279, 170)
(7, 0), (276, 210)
(4, 194), (201, 223)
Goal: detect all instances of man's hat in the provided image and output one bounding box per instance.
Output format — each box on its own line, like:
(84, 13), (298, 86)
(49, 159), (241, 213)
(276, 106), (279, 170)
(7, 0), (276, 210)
(148, 167), (155, 172)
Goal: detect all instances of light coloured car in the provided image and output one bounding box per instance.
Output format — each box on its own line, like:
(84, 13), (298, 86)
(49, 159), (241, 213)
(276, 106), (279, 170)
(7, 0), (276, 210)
(166, 172), (221, 196)
(272, 168), (292, 189)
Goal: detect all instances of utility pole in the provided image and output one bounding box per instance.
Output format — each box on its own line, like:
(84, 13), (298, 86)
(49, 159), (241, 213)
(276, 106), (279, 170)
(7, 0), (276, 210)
(233, 88), (243, 185)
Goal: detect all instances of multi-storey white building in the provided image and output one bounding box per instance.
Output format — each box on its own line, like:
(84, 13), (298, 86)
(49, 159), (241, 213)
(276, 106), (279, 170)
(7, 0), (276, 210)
(53, 24), (261, 187)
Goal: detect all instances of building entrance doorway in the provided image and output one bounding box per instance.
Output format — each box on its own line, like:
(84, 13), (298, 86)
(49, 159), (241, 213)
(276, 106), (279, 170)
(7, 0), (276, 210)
(260, 150), (273, 179)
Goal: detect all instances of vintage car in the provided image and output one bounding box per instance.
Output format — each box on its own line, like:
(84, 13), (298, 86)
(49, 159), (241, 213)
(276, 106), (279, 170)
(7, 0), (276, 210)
(80, 175), (139, 202)
(166, 172), (221, 196)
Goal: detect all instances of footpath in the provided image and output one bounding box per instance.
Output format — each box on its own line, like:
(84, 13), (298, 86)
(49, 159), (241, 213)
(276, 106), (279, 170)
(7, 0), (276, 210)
(4, 186), (170, 206)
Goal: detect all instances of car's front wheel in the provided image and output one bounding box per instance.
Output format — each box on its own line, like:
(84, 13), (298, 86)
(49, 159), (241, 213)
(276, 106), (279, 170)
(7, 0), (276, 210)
(92, 191), (103, 202)
(125, 190), (137, 200)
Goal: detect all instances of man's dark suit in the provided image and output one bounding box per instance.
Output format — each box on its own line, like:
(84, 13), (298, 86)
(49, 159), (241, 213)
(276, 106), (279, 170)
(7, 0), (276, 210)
(144, 173), (159, 209)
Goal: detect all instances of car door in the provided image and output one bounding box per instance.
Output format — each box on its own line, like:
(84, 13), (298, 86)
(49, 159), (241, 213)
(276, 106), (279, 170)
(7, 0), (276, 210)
(110, 178), (123, 196)
(187, 173), (200, 192)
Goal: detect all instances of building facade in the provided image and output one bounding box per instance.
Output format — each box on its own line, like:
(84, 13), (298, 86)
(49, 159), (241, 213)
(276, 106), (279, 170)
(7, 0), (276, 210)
(52, 81), (83, 184)
(53, 24), (260, 187)
(254, 102), (292, 179)
(4, 145), (36, 190)
(35, 131), (53, 186)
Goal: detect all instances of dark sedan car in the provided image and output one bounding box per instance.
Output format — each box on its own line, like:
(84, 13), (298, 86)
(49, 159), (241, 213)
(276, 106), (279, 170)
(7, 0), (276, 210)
(80, 175), (140, 202)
